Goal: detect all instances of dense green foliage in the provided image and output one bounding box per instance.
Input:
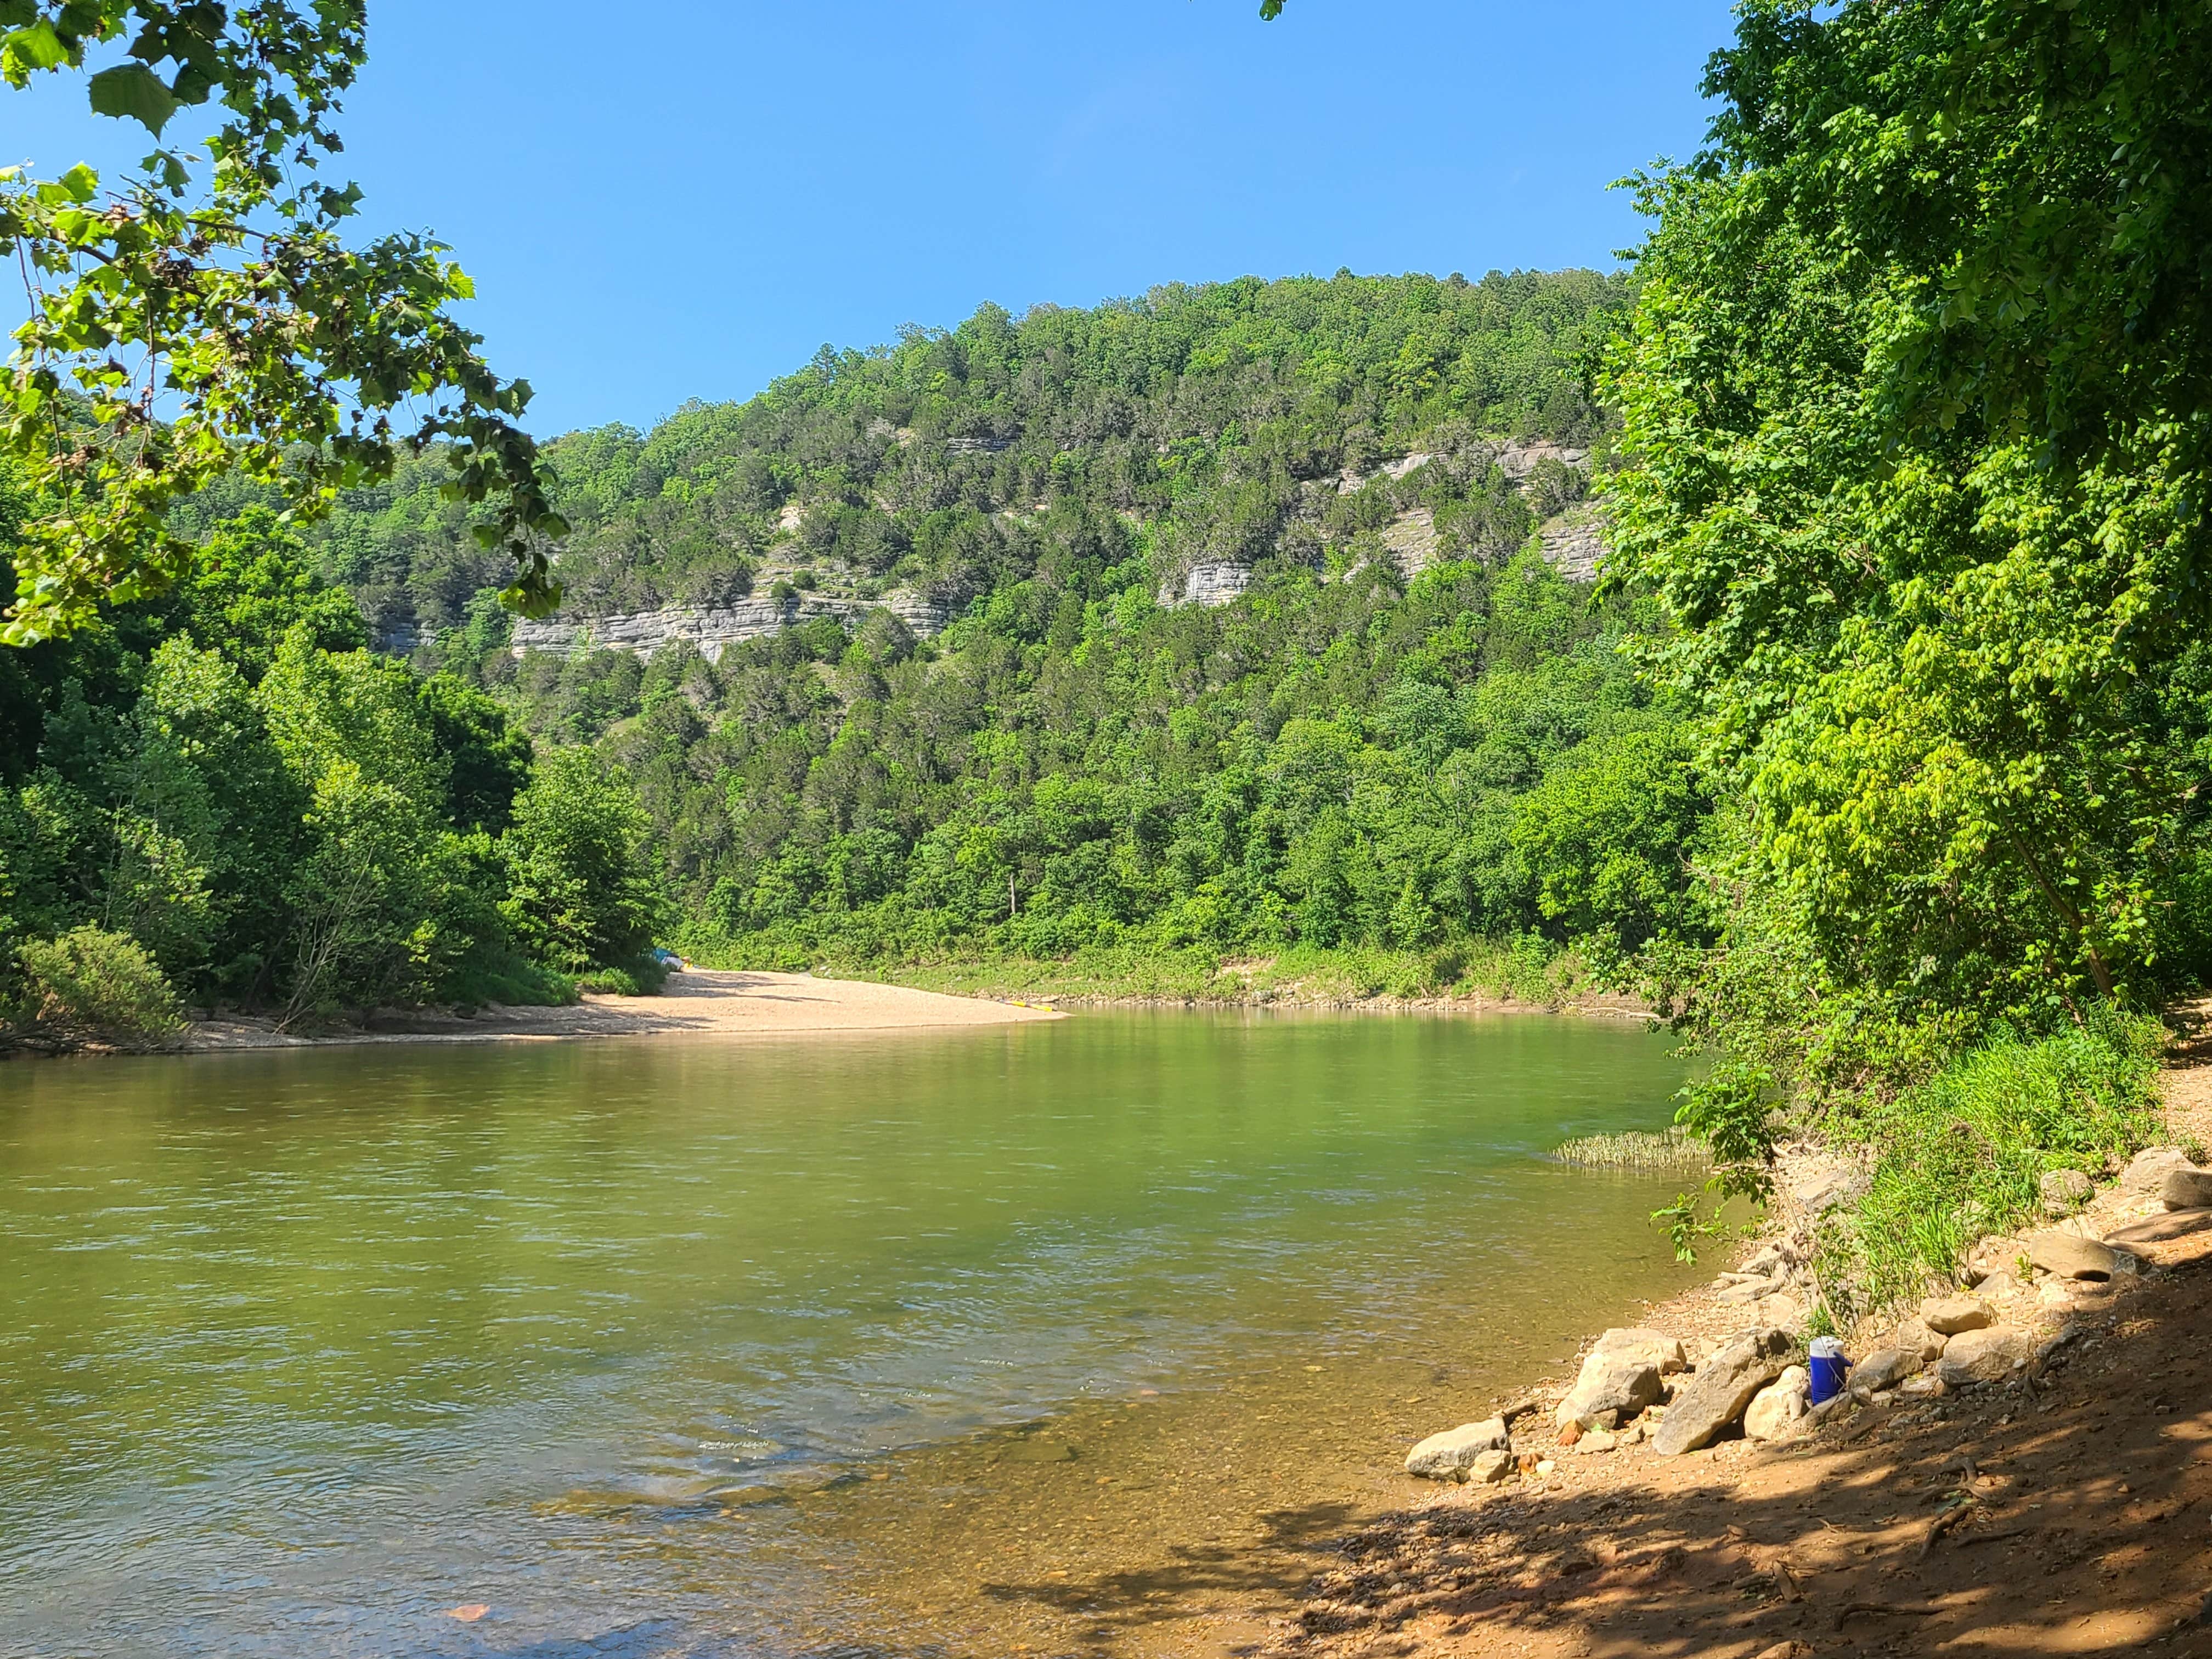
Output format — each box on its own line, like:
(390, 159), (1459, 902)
(1596, 0), (2211, 1284)
(0, 506), (663, 1039)
(0, 0), (562, 644)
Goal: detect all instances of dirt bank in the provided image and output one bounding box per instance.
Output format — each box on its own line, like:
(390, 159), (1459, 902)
(1248, 1041), (2212, 1659)
(173, 968), (1064, 1050)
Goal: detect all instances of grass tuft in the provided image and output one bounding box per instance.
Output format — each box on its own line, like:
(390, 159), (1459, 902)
(1822, 1010), (2165, 1316)
(1551, 1127), (1710, 1170)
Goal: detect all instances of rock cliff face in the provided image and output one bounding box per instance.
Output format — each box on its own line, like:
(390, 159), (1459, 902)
(481, 438), (1609, 658)
(508, 591), (956, 659)
(1537, 503), (1608, 581)
(1157, 562), (1256, 608)
(1155, 438), (1606, 608)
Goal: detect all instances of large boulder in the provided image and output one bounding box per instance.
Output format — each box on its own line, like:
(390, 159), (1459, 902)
(1405, 1417), (1511, 1480)
(1921, 1296), (1992, 1336)
(1744, 1365), (1810, 1441)
(1651, 1328), (1792, 1456)
(2163, 1167), (2212, 1211)
(2028, 1231), (2120, 1281)
(1936, 1326), (2034, 1387)
(1552, 1328), (1684, 1428)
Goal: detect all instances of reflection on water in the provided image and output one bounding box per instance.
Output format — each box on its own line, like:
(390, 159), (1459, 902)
(0, 1010), (1695, 1657)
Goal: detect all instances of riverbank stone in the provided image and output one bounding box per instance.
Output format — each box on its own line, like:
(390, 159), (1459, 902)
(2040, 1169), (2095, 1215)
(1922, 1296), (1993, 1336)
(2029, 1231), (2121, 1281)
(1651, 1328), (1792, 1456)
(1937, 1326), (2034, 1386)
(2122, 1148), (2193, 1195)
(1744, 1366), (1809, 1441)
(1468, 1447), (1515, 1484)
(1850, 1347), (1912, 1396)
(1405, 1417), (1511, 1480)
(2107, 1208), (2212, 1246)
(1553, 1329), (1684, 1427)
(1893, 1318), (1945, 1364)
(2163, 1167), (2212, 1211)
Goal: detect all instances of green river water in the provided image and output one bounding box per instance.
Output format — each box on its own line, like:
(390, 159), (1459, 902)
(0, 1009), (1697, 1658)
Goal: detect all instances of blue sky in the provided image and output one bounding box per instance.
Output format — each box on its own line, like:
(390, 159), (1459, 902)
(6, 1), (1737, 435)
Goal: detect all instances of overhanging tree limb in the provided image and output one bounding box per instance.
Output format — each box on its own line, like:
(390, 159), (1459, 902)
(0, 1), (565, 645)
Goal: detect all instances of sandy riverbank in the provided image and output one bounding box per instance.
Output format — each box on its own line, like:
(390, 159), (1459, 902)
(1245, 1030), (2212, 1658)
(176, 968), (1064, 1050)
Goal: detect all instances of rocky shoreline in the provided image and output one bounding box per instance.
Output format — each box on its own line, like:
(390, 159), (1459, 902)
(1254, 1043), (2212, 1657)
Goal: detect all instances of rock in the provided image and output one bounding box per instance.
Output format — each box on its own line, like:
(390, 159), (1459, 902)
(2121, 1147), (2193, 1195)
(1893, 1318), (1946, 1363)
(1717, 1277), (1771, 1302)
(1744, 1366), (1810, 1441)
(1405, 1417), (1511, 1480)
(1753, 1643), (1814, 1659)
(2028, 1231), (2121, 1280)
(1590, 1327), (1690, 1374)
(1572, 1427), (1620, 1455)
(2107, 1207), (2212, 1246)
(1553, 1329), (1680, 1426)
(1651, 1328), (1792, 1455)
(1898, 1373), (1944, 1397)
(1468, 1447), (1515, 1485)
(1757, 1292), (1806, 1330)
(1741, 1243), (1785, 1277)
(2040, 1167), (2095, 1215)
(1786, 1156), (1870, 1222)
(1936, 1325), (2034, 1386)
(1921, 1296), (1993, 1336)
(2163, 1167), (2212, 1210)
(1850, 1347), (1913, 1395)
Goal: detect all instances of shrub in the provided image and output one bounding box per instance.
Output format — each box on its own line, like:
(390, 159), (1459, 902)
(577, 953), (670, 996)
(10, 927), (185, 1043)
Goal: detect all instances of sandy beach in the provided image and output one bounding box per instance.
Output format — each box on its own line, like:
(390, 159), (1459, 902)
(178, 968), (1064, 1050)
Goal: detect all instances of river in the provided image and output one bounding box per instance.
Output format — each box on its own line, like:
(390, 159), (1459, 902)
(0, 1009), (1697, 1658)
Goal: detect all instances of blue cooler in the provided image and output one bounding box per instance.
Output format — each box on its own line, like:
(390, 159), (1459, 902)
(1809, 1335), (1850, 1404)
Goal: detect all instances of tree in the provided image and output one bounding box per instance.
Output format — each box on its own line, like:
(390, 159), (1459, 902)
(0, 1), (565, 646)
(499, 748), (667, 974)
(1603, 0), (2212, 1017)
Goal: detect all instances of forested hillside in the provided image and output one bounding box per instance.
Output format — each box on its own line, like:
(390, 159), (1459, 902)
(287, 269), (1626, 641)
(269, 270), (1675, 990)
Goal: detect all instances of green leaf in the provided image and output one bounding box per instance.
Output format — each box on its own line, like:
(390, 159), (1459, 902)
(88, 63), (178, 135)
(57, 163), (98, 203)
(1, 20), (69, 84)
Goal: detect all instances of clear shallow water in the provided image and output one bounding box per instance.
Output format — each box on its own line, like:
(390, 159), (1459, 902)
(0, 1010), (1695, 1658)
